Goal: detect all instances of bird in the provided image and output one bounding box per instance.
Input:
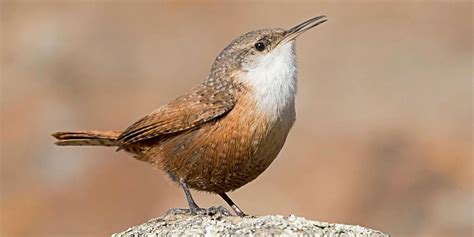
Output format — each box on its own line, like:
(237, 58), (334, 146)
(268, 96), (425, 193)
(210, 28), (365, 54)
(52, 15), (327, 217)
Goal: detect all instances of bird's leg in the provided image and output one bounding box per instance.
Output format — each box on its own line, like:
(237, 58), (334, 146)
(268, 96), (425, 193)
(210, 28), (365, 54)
(180, 179), (201, 212)
(219, 193), (247, 217)
(166, 179), (202, 215)
(165, 179), (231, 216)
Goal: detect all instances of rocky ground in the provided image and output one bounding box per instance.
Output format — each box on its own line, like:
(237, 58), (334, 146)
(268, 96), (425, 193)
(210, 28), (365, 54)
(112, 210), (389, 236)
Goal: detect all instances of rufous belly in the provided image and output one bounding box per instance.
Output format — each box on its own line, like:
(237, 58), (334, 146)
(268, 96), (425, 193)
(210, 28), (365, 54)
(131, 95), (295, 193)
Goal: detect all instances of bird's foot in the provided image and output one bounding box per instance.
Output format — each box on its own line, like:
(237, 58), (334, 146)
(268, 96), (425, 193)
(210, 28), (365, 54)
(165, 206), (231, 217)
(204, 206), (232, 216)
(165, 208), (193, 216)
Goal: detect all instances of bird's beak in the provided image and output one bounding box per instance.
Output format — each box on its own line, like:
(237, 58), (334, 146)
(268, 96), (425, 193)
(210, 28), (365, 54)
(278, 15), (327, 46)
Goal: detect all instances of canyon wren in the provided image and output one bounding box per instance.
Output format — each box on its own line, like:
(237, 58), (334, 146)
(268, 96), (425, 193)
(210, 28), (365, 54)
(52, 16), (327, 217)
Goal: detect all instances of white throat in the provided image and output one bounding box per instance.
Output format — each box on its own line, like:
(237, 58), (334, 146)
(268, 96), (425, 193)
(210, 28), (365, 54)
(243, 42), (297, 121)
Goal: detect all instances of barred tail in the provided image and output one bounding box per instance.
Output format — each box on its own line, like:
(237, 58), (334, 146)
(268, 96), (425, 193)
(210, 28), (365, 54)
(52, 130), (122, 146)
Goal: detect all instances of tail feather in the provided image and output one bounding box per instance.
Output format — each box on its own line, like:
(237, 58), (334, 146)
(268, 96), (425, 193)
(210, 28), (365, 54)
(52, 130), (122, 146)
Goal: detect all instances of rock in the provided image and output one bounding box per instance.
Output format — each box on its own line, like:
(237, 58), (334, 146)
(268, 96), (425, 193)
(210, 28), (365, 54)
(112, 211), (389, 236)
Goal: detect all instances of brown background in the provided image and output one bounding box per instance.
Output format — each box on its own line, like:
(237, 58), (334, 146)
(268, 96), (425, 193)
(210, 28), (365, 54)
(1, 1), (472, 236)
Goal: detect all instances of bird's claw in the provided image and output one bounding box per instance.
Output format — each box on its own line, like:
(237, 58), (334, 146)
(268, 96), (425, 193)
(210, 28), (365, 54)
(165, 206), (231, 217)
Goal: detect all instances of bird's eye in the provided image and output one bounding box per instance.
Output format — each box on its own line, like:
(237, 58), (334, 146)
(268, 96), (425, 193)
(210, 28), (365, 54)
(254, 42), (266, 51)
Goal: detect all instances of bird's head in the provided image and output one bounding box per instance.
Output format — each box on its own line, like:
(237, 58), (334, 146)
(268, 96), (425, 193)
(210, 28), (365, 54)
(211, 15), (327, 76)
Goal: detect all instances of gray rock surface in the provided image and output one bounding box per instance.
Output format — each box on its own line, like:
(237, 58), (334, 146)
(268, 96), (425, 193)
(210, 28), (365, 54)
(112, 211), (389, 236)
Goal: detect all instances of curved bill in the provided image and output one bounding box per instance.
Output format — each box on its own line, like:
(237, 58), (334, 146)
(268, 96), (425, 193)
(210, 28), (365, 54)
(278, 15), (327, 46)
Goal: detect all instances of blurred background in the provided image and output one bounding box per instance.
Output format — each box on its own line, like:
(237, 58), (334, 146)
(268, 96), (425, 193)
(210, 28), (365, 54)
(1, 1), (472, 236)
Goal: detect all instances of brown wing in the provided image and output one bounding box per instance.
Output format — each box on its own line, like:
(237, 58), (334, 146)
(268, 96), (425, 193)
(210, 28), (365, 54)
(116, 84), (236, 148)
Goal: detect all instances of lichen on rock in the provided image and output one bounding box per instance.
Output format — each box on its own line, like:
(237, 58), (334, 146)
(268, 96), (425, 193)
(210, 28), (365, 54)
(112, 211), (388, 236)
